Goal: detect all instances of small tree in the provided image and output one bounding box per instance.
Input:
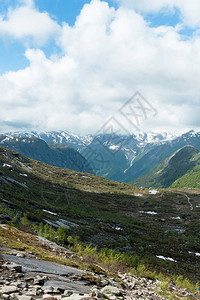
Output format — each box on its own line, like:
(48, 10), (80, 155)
(38, 222), (44, 236)
(49, 226), (55, 241)
(20, 214), (30, 227)
(44, 223), (55, 240)
(56, 226), (68, 244)
(11, 213), (19, 224)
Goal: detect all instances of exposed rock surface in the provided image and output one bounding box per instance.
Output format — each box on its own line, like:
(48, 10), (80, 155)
(0, 251), (199, 300)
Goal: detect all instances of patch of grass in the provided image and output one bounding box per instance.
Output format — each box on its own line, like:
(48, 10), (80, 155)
(66, 235), (200, 294)
(0, 224), (199, 299)
(0, 225), (82, 269)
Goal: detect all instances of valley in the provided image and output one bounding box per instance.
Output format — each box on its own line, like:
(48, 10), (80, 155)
(0, 146), (199, 286)
(3, 130), (200, 183)
(1, 1), (200, 298)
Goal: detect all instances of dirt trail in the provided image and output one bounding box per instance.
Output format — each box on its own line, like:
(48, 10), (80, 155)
(183, 193), (193, 210)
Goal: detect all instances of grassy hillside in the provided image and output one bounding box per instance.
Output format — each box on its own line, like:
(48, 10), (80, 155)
(131, 146), (200, 188)
(172, 152), (200, 188)
(0, 146), (200, 282)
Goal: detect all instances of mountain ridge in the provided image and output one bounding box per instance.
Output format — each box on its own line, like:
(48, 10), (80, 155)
(3, 130), (178, 180)
(0, 134), (93, 174)
(131, 145), (200, 188)
(2, 129), (200, 182)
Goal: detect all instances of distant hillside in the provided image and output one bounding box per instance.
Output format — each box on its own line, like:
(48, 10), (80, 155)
(172, 152), (200, 189)
(131, 145), (200, 188)
(0, 135), (93, 174)
(124, 131), (200, 182)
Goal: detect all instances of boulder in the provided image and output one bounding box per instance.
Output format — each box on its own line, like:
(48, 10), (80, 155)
(101, 285), (122, 296)
(0, 286), (19, 294)
(62, 293), (89, 300)
(63, 290), (73, 297)
(43, 294), (61, 299)
(5, 263), (22, 273)
(34, 277), (45, 286)
(13, 281), (27, 288)
(18, 296), (34, 300)
(16, 253), (25, 258)
(91, 288), (104, 298)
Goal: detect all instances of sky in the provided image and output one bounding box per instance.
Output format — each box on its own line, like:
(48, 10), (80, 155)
(0, 0), (200, 135)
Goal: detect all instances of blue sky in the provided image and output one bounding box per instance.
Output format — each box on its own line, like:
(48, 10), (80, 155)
(0, 0), (186, 75)
(0, 0), (199, 134)
(145, 7), (181, 28)
(0, 0), (99, 74)
(0, 0), (118, 74)
(34, 0), (113, 25)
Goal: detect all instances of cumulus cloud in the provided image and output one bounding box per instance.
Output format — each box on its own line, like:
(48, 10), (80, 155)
(0, 0), (60, 45)
(116, 0), (173, 13)
(117, 0), (200, 28)
(0, 0), (200, 134)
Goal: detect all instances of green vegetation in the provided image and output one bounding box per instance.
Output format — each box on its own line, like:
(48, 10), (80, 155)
(0, 134), (93, 174)
(67, 237), (200, 295)
(131, 145), (200, 188)
(172, 165), (200, 188)
(55, 226), (69, 244)
(38, 222), (69, 245)
(0, 146), (200, 284)
(0, 224), (81, 268)
(0, 223), (199, 297)
(20, 214), (30, 227)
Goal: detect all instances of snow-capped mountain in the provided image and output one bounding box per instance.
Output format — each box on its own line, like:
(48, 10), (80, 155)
(7, 130), (176, 150)
(2, 130), (200, 182)
(0, 134), (93, 174)
(6, 131), (92, 151)
(123, 130), (200, 182)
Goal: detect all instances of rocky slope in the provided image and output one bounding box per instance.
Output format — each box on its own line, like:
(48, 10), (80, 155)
(0, 225), (199, 300)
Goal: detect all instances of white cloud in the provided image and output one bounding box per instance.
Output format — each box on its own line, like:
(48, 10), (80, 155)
(177, 0), (200, 28)
(19, 0), (34, 7)
(0, 0), (200, 134)
(116, 0), (173, 13)
(117, 0), (200, 28)
(0, 1), (60, 46)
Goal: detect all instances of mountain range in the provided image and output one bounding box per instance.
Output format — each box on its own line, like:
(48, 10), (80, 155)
(0, 127), (200, 182)
(0, 134), (93, 174)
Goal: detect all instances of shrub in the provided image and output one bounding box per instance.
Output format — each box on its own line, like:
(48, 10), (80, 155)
(55, 226), (68, 244)
(38, 222), (44, 236)
(44, 223), (55, 240)
(20, 214), (30, 227)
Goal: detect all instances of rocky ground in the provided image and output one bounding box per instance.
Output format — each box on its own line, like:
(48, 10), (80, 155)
(0, 248), (199, 300)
